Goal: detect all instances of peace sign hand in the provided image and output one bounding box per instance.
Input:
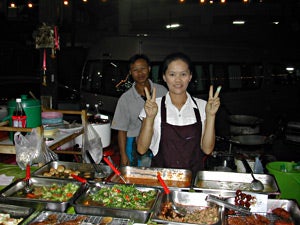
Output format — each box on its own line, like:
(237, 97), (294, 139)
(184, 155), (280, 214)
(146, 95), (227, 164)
(144, 87), (158, 119)
(205, 85), (221, 116)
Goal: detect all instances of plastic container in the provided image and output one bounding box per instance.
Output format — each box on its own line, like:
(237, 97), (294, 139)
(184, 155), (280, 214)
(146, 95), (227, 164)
(7, 95), (41, 128)
(266, 161), (300, 204)
(6, 95), (41, 140)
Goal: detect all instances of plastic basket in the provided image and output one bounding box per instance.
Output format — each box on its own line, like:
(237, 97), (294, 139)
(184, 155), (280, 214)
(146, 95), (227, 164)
(266, 161), (300, 205)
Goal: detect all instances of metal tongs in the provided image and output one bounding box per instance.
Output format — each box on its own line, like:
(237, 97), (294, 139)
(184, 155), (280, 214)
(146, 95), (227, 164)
(86, 150), (106, 179)
(206, 194), (251, 215)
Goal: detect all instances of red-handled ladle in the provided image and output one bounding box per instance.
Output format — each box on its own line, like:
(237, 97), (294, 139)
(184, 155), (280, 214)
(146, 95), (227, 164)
(71, 174), (88, 184)
(157, 172), (186, 217)
(24, 164), (32, 193)
(103, 157), (127, 184)
(71, 173), (102, 188)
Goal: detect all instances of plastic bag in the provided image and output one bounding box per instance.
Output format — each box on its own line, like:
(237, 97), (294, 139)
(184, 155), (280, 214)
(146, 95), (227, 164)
(82, 124), (103, 164)
(14, 128), (58, 169)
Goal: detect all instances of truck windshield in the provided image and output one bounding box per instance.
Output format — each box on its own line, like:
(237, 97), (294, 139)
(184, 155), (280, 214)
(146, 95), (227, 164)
(80, 59), (130, 97)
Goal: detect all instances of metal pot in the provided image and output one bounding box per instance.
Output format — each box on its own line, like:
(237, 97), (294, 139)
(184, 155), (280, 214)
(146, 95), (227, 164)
(229, 115), (263, 135)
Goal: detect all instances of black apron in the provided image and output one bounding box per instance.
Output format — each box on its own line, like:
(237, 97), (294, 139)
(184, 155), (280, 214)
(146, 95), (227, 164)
(151, 96), (205, 175)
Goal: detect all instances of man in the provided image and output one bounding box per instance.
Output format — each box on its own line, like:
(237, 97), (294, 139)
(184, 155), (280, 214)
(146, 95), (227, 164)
(111, 54), (168, 166)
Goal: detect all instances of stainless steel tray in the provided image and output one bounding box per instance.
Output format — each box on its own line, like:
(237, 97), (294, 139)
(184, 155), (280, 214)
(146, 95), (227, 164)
(109, 166), (192, 188)
(27, 210), (132, 225)
(151, 191), (222, 225)
(225, 198), (300, 224)
(0, 203), (35, 225)
(72, 183), (161, 223)
(0, 177), (86, 212)
(32, 161), (112, 180)
(194, 171), (280, 195)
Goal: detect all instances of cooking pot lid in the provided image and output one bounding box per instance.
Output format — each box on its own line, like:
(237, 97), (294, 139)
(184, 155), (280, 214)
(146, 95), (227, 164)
(229, 115), (263, 126)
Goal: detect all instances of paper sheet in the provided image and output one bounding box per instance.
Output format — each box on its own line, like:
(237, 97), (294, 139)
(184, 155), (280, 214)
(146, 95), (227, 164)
(0, 174), (14, 186)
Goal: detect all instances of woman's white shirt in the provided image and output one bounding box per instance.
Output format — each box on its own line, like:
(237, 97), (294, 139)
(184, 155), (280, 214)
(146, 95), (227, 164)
(139, 92), (207, 156)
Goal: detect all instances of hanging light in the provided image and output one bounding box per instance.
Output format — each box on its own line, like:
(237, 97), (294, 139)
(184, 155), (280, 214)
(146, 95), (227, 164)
(63, 0), (69, 6)
(8, 0), (17, 8)
(27, 1), (33, 8)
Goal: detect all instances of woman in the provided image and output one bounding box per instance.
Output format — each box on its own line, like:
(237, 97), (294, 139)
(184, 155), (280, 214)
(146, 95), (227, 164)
(137, 52), (221, 175)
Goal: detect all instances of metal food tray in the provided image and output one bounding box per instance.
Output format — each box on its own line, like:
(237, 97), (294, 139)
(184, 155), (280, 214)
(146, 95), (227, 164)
(194, 171), (280, 196)
(0, 203), (35, 225)
(109, 166), (192, 188)
(0, 177), (86, 212)
(225, 199), (300, 224)
(27, 211), (132, 225)
(151, 191), (222, 225)
(72, 183), (161, 223)
(32, 161), (112, 180)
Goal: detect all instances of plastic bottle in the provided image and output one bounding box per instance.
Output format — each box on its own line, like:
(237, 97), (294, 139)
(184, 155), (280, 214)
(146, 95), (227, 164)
(254, 156), (264, 174)
(86, 103), (94, 123)
(12, 98), (27, 128)
(94, 104), (101, 123)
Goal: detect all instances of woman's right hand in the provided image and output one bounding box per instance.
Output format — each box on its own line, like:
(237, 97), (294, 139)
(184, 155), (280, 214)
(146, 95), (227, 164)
(144, 87), (158, 119)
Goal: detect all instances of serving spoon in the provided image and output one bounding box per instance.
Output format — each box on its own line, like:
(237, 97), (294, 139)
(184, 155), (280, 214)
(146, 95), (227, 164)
(241, 158), (264, 192)
(157, 172), (186, 217)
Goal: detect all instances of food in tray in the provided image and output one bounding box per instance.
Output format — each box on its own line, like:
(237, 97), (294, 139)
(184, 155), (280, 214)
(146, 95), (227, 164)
(158, 201), (219, 224)
(226, 203), (295, 225)
(272, 208), (291, 220)
(227, 214), (270, 225)
(272, 208), (294, 225)
(29, 214), (87, 225)
(234, 190), (256, 209)
(0, 213), (23, 225)
(13, 183), (79, 201)
(81, 184), (157, 210)
(121, 176), (190, 187)
(41, 165), (81, 179)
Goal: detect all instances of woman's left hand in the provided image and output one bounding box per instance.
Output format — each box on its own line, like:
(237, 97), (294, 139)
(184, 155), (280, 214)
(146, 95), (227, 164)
(205, 85), (221, 116)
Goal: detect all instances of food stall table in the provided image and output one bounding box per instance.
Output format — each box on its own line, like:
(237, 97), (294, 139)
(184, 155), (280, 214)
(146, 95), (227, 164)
(0, 163), (38, 191)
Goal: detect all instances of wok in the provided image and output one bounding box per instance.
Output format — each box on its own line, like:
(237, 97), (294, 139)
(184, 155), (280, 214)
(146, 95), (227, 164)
(230, 135), (267, 145)
(216, 135), (271, 146)
(229, 115), (263, 126)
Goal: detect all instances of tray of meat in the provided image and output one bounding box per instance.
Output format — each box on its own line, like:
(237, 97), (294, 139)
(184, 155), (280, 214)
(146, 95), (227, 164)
(108, 166), (192, 188)
(26, 210), (133, 225)
(0, 177), (86, 212)
(225, 198), (300, 225)
(151, 190), (222, 225)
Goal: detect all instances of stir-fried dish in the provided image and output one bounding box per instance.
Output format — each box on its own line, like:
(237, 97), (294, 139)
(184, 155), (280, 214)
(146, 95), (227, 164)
(82, 184), (157, 210)
(14, 183), (79, 201)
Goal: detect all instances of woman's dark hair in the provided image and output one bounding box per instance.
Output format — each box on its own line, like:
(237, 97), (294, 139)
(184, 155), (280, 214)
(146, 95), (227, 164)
(161, 52), (193, 74)
(128, 54), (151, 70)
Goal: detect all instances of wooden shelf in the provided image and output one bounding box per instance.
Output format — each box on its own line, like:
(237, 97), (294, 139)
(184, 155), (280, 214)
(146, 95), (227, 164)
(0, 109), (87, 158)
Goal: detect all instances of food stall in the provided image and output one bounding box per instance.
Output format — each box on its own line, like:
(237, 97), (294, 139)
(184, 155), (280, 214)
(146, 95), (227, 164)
(0, 159), (300, 225)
